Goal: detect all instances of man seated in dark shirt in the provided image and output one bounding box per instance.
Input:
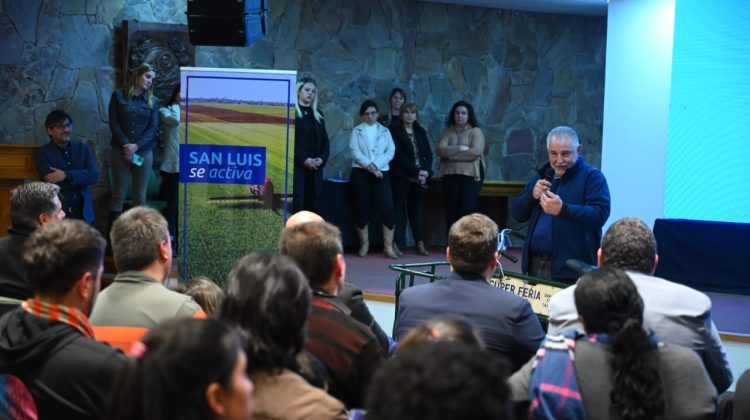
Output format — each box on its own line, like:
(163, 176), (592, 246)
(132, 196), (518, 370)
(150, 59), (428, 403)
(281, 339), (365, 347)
(395, 213), (545, 372)
(285, 210), (392, 354)
(280, 219), (384, 408)
(35, 110), (99, 223)
(0, 182), (65, 300)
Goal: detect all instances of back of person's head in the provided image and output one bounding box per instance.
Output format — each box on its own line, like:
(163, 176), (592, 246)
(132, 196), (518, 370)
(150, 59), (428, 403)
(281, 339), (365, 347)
(575, 267), (664, 420)
(10, 182), (61, 228)
(22, 219), (105, 296)
(106, 318), (252, 420)
(218, 252), (311, 373)
(285, 210), (323, 227)
(397, 315), (484, 352)
(111, 206), (169, 272)
(366, 342), (511, 420)
(447, 213), (498, 274)
(181, 276), (224, 316)
(279, 221), (342, 288)
(600, 217), (657, 274)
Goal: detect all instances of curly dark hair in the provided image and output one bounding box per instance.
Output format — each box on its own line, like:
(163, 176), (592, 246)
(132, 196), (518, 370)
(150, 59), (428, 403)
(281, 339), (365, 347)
(366, 342), (511, 420)
(575, 267), (665, 420)
(600, 218), (657, 274)
(446, 100), (479, 128)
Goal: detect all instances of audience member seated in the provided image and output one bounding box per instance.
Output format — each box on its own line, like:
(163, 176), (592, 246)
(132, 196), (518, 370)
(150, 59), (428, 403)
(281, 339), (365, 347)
(286, 210), (392, 354)
(90, 206), (205, 354)
(280, 220), (385, 408)
(106, 318), (254, 420)
(0, 182), (65, 300)
(509, 267), (717, 420)
(0, 219), (126, 419)
(366, 342), (512, 420)
(178, 276), (224, 317)
(394, 213), (544, 371)
(548, 217), (733, 393)
(218, 252), (347, 420)
(396, 315), (484, 352)
(35, 109), (99, 223)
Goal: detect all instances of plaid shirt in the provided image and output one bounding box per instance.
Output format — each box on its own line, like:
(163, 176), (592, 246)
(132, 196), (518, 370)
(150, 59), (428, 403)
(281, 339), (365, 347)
(528, 330), (587, 420)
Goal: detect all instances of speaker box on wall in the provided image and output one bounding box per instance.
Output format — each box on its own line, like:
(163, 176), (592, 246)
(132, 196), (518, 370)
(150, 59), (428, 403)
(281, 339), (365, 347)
(187, 0), (268, 47)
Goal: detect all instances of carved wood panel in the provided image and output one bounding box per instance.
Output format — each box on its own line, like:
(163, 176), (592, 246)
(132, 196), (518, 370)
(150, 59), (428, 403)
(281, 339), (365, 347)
(121, 21), (195, 104)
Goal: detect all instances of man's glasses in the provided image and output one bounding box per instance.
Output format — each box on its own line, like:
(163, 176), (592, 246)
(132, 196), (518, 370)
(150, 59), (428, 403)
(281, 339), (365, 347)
(51, 122), (73, 130)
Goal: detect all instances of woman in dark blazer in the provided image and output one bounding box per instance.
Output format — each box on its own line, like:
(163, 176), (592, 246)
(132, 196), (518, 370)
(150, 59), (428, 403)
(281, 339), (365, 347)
(389, 103), (433, 255)
(293, 77), (330, 213)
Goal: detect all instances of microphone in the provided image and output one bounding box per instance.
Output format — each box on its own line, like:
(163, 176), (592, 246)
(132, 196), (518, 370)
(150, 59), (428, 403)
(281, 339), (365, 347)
(564, 259), (597, 276)
(543, 167), (560, 194)
(499, 250), (518, 263)
(544, 168), (555, 183)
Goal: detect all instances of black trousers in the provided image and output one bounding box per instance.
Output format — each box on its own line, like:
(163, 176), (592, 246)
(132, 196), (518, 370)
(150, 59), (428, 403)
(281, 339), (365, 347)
(292, 170), (319, 214)
(350, 167), (394, 229)
(391, 176), (427, 246)
(443, 174), (483, 231)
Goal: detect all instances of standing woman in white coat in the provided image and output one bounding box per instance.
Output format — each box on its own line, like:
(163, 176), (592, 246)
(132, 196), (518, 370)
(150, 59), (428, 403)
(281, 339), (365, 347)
(349, 99), (397, 259)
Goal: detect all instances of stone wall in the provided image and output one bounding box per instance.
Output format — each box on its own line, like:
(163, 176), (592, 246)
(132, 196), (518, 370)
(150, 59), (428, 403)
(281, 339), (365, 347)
(0, 0), (606, 226)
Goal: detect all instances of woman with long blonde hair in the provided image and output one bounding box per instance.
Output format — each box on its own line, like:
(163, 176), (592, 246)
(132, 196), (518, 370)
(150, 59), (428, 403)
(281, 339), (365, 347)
(293, 77), (330, 213)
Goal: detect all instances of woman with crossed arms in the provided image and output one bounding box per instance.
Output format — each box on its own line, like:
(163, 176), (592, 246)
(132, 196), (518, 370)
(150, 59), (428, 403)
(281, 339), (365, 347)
(437, 100), (486, 231)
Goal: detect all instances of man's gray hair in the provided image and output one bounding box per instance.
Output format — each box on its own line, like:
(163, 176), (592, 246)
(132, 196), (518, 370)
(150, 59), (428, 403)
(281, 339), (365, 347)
(546, 126), (580, 149)
(10, 182), (60, 228)
(111, 206), (169, 272)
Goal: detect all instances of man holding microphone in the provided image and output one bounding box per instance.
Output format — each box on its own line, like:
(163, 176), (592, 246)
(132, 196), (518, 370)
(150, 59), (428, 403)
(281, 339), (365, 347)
(512, 126), (611, 282)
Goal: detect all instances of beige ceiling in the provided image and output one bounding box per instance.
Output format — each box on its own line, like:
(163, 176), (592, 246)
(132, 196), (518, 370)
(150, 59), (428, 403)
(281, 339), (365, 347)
(419, 0), (608, 16)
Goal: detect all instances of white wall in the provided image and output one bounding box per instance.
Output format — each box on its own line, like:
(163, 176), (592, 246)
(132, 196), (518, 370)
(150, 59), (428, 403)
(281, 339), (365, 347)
(601, 0), (675, 230)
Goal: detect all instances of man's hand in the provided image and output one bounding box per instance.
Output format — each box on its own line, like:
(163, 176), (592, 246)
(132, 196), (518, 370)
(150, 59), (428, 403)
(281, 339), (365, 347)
(533, 179), (552, 200)
(540, 190), (563, 216)
(45, 166), (66, 183)
(304, 158), (317, 170)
